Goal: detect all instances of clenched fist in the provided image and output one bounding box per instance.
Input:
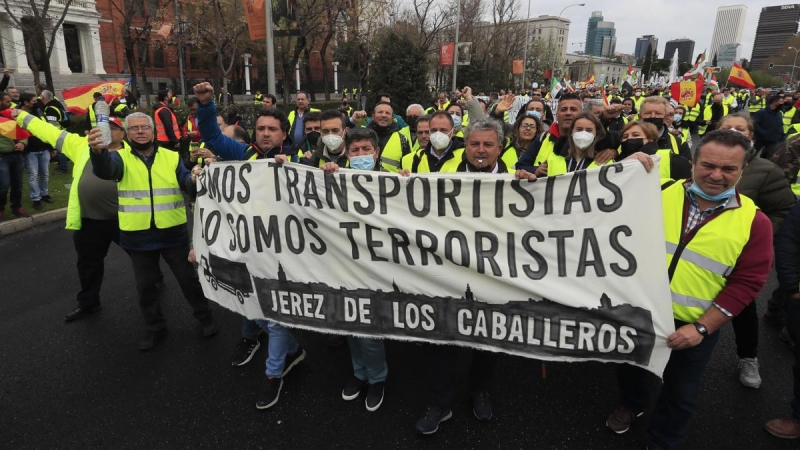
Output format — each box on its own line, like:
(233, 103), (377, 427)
(193, 82), (215, 105)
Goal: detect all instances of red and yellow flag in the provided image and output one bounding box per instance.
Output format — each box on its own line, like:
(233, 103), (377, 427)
(670, 79), (703, 108)
(62, 80), (126, 115)
(586, 74), (595, 85)
(0, 117), (31, 141)
(728, 62), (755, 90)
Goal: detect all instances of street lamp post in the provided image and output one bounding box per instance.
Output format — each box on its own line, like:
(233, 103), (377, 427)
(522, 0), (533, 89)
(333, 61), (339, 94)
(551, 3), (585, 82)
(789, 46), (800, 87)
(242, 53), (252, 95)
(452, 0), (461, 93)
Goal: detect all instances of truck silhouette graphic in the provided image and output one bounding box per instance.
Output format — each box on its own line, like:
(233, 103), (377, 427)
(201, 253), (254, 305)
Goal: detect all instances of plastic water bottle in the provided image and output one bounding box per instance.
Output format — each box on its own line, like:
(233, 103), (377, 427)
(95, 99), (112, 146)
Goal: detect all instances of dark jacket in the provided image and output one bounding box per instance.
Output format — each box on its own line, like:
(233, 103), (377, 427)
(752, 107), (785, 144)
(775, 202), (800, 294)
(738, 155), (796, 235)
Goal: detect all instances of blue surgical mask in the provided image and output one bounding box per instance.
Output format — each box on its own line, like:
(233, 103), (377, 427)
(673, 114), (683, 123)
(526, 110), (542, 119)
(451, 114), (462, 126)
(688, 180), (738, 202)
(349, 154), (376, 171)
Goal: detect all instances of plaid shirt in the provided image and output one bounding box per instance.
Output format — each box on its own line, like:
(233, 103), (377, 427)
(683, 183), (739, 235)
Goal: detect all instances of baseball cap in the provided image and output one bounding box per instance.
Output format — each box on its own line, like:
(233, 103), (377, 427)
(109, 116), (123, 129)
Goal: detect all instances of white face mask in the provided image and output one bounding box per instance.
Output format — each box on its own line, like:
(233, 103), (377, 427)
(321, 133), (344, 151)
(572, 131), (595, 150)
(429, 131), (451, 150)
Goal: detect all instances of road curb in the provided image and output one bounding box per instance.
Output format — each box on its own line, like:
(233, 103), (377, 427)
(0, 208), (67, 237)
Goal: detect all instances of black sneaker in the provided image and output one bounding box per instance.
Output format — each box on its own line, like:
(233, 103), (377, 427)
(282, 347), (306, 377)
(415, 406), (453, 435)
(32, 200), (42, 210)
(255, 377), (283, 410)
(41, 195), (54, 203)
(342, 376), (368, 401)
(365, 381), (385, 412)
(139, 328), (168, 351)
(231, 338), (261, 366)
(472, 390), (493, 421)
(606, 406), (643, 434)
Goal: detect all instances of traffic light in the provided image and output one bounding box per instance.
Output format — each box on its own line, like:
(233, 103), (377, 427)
(769, 63), (774, 70)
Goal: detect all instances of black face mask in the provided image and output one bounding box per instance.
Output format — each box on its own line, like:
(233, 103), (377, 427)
(306, 131), (320, 146)
(621, 138), (645, 155)
(407, 116), (419, 130)
(643, 117), (664, 129)
(131, 140), (153, 151)
(341, 102), (348, 107)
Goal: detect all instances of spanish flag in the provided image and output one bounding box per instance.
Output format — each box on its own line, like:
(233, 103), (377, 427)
(0, 117), (31, 141)
(728, 62), (755, 90)
(586, 74), (595, 85)
(62, 80), (127, 115)
(670, 79), (703, 108)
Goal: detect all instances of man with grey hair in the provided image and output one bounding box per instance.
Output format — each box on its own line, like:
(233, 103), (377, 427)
(639, 96), (692, 160)
(406, 103), (425, 144)
(89, 111), (217, 351)
(415, 116), (536, 435)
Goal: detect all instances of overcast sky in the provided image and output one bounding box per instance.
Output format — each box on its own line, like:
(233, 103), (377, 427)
(531, 1), (792, 61)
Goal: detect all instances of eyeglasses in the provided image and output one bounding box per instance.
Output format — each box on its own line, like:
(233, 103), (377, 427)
(520, 124), (537, 130)
(127, 125), (152, 132)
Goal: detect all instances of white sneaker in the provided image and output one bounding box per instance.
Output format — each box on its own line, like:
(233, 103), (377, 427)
(738, 357), (762, 389)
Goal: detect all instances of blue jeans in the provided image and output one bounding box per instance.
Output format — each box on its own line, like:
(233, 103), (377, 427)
(241, 318), (262, 341)
(0, 152), (24, 211)
(255, 320), (299, 378)
(25, 151), (50, 201)
(347, 337), (387, 384)
(617, 319), (720, 450)
(54, 151), (69, 172)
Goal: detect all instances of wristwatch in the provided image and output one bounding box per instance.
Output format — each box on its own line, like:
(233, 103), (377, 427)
(693, 322), (709, 337)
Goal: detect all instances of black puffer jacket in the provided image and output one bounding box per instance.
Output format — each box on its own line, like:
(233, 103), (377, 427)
(738, 154), (796, 235)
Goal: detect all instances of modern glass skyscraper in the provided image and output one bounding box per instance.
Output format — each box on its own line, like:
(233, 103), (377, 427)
(750, 4), (800, 71)
(709, 5), (747, 64)
(584, 11), (616, 57)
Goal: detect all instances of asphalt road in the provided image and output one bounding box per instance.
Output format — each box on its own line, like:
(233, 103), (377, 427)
(1, 221), (797, 449)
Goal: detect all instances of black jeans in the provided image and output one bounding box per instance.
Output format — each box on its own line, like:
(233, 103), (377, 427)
(424, 345), (498, 409)
(732, 301), (758, 359)
(73, 218), (121, 309)
(789, 297), (800, 421)
(0, 152), (24, 211)
(129, 243), (212, 331)
(617, 319), (720, 450)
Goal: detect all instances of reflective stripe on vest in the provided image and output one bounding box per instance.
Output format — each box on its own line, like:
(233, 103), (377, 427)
(379, 131), (406, 173)
(89, 106), (97, 128)
(662, 182), (757, 322)
(748, 97), (764, 113)
(154, 106), (182, 142)
(117, 149), (186, 231)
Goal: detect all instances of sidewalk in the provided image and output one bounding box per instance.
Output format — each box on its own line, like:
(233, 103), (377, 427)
(0, 207), (67, 237)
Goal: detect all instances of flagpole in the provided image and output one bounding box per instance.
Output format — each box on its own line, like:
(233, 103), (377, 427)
(451, 0), (461, 93)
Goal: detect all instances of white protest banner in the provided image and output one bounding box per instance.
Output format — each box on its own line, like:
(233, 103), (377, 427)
(193, 159), (675, 376)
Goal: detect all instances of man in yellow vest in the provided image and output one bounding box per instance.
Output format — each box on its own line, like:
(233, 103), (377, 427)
(609, 130), (773, 449)
(749, 89), (765, 114)
(253, 90), (264, 105)
(193, 82), (305, 408)
(697, 93), (728, 136)
(401, 111), (464, 173)
(11, 109), (165, 321)
(84, 92), (104, 132)
(88, 112), (217, 351)
(639, 96), (692, 160)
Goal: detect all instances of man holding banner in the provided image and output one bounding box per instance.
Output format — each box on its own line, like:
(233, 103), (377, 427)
(192, 82), (305, 410)
(610, 130), (773, 450)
